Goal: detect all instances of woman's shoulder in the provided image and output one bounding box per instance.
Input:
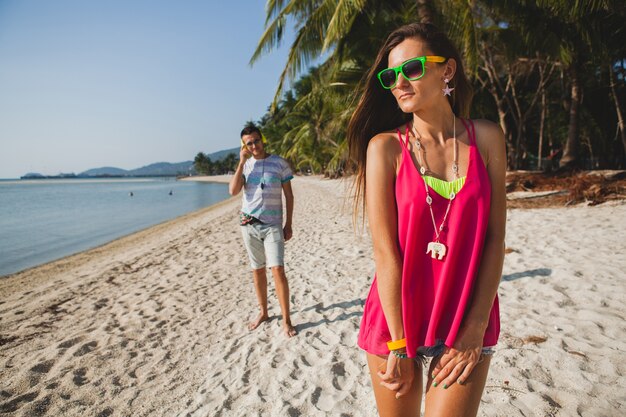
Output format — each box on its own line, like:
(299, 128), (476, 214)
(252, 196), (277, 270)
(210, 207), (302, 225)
(468, 119), (506, 164)
(368, 127), (405, 153)
(366, 128), (406, 171)
(469, 119), (504, 142)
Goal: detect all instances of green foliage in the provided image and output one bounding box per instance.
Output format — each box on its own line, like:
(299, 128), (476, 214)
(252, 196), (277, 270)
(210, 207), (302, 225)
(250, 0), (625, 173)
(194, 152), (239, 175)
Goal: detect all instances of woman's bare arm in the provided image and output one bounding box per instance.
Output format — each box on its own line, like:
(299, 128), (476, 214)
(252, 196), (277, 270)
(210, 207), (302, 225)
(365, 134), (404, 341)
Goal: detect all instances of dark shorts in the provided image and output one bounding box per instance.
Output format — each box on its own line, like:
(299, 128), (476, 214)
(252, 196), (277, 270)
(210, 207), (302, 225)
(414, 340), (495, 364)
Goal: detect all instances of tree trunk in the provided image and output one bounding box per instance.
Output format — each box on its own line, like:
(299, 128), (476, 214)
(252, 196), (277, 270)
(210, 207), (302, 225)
(609, 65), (626, 163)
(508, 70), (524, 170)
(560, 64), (581, 169)
(416, 0), (435, 24)
(481, 69), (511, 165)
(538, 89), (546, 170)
(477, 46), (512, 169)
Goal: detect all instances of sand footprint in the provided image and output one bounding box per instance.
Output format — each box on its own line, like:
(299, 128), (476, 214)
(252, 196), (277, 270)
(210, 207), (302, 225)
(72, 367), (89, 386)
(30, 359), (55, 375)
(0, 391), (40, 414)
(73, 341), (98, 357)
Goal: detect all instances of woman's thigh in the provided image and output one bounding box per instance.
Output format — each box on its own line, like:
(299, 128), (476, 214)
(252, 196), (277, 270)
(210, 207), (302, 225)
(366, 353), (423, 417)
(424, 355), (491, 417)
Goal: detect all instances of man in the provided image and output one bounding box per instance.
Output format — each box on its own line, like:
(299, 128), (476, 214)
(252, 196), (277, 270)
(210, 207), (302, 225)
(229, 124), (296, 337)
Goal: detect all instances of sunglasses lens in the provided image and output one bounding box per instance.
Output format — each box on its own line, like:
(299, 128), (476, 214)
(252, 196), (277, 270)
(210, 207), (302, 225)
(403, 59), (424, 80)
(379, 69), (397, 88)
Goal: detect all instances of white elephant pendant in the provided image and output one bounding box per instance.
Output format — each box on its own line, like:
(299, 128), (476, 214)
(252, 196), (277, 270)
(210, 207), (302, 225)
(426, 241), (447, 260)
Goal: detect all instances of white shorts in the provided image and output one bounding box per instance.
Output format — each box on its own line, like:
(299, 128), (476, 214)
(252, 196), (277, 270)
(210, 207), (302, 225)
(241, 222), (285, 269)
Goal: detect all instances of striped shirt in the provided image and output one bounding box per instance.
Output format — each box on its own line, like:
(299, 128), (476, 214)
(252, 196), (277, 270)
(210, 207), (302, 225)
(241, 154), (293, 226)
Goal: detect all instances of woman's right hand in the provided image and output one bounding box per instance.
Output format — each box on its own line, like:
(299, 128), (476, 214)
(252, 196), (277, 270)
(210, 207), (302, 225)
(377, 353), (415, 399)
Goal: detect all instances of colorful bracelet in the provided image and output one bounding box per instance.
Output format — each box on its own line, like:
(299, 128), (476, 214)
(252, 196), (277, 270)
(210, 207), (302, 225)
(386, 338), (407, 351)
(391, 350), (408, 359)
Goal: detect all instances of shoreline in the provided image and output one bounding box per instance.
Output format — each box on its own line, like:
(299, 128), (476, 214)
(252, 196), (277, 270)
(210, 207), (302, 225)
(0, 178), (235, 281)
(2, 170), (621, 295)
(0, 193), (239, 294)
(179, 174), (233, 184)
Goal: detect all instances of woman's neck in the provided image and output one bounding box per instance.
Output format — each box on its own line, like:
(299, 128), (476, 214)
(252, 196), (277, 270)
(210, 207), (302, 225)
(411, 108), (456, 146)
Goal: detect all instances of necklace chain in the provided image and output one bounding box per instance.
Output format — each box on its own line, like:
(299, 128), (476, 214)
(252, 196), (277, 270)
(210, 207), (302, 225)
(410, 117), (458, 244)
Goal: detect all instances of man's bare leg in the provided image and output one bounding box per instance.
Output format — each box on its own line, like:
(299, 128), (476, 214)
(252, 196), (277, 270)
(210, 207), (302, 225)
(249, 267), (269, 330)
(270, 266), (296, 337)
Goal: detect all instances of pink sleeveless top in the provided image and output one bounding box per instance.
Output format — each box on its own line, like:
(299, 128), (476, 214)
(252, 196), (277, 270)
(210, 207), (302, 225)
(357, 119), (500, 357)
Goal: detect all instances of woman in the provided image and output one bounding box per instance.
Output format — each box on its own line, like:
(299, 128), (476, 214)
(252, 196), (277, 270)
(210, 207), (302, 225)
(348, 23), (506, 416)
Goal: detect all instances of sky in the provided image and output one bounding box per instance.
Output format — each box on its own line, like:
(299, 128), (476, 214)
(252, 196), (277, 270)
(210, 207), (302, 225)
(0, 1), (298, 178)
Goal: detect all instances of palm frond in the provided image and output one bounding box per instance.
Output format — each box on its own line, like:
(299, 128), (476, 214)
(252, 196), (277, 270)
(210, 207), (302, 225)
(250, 13), (287, 65)
(265, 0), (288, 23)
(323, 0), (366, 52)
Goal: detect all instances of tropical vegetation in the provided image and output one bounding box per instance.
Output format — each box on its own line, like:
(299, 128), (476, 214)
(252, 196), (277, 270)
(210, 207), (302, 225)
(249, 0), (625, 175)
(194, 152), (238, 175)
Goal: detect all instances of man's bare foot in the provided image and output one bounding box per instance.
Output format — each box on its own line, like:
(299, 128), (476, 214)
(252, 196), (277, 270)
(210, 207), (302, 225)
(248, 313), (269, 331)
(283, 322), (297, 338)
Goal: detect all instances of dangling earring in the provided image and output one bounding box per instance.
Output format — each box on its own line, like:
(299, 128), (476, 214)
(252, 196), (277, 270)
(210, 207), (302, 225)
(442, 78), (454, 96)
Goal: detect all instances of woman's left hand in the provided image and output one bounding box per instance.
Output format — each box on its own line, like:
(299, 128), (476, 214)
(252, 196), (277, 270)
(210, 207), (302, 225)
(431, 324), (485, 388)
(377, 353), (415, 399)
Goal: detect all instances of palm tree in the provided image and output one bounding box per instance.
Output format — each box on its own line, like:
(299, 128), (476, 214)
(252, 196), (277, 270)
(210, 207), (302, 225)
(250, 1), (495, 174)
(258, 64), (350, 175)
(250, 0), (420, 109)
(222, 153), (238, 173)
(194, 152), (210, 175)
(480, 0), (622, 169)
(251, 0), (625, 173)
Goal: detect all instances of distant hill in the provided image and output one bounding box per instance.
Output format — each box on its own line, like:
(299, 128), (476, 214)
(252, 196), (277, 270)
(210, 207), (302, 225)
(77, 161), (193, 177)
(81, 148), (239, 177)
(21, 147), (241, 179)
(20, 172), (77, 179)
(21, 172), (46, 179)
(128, 161), (194, 176)
(79, 167), (130, 177)
(206, 147), (239, 161)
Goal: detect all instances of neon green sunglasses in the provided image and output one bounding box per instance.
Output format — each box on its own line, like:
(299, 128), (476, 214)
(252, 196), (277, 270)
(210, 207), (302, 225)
(377, 55), (446, 89)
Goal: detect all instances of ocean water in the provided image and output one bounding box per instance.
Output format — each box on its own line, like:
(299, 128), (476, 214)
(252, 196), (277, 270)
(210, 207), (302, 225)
(0, 178), (231, 277)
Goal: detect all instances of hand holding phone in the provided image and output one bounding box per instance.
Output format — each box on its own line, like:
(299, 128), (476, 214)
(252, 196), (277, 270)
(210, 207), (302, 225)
(240, 146), (252, 161)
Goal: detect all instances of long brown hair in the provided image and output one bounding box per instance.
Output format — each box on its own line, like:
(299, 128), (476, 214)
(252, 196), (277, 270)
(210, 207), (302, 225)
(347, 23), (472, 222)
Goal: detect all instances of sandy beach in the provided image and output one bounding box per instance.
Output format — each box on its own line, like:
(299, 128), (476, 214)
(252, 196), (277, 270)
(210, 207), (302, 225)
(1, 175), (624, 416)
